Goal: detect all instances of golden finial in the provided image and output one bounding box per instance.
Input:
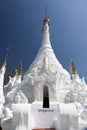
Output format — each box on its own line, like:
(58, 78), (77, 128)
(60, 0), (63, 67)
(16, 61), (23, 75)
(70, 60), (78, 74)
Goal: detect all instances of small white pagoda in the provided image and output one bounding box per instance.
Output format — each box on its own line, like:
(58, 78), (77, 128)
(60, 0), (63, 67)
(0, 9), (87, 130)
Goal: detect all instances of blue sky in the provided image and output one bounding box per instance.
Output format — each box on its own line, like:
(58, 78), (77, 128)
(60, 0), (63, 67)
(0, 0), (87, 80)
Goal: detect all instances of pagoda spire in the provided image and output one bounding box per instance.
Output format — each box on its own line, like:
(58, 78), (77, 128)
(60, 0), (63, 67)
(43, 6), (50, 26)
(70, 60), (78, 75)
(41, 8), (52, 48)
(3, 48), (9, 67)
(16, 61), (23, 75)
(70, 60), (80, 81)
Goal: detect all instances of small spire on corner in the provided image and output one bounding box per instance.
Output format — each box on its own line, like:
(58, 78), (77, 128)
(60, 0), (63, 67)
(3, 48), (9, 66)
(70, 59), (78, 75)
(16, 61), (23, 75)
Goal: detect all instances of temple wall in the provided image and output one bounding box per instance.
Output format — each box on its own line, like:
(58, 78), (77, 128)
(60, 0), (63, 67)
(11, 102), (78, 130)
(1, 119), (12, 130)
(12, 104), (31, 130)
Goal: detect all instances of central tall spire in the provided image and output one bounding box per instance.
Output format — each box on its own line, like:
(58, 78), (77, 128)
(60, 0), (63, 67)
(41, 8), (52, 49)
(23, 8), (71, 102)
(43, 7), (50, 26)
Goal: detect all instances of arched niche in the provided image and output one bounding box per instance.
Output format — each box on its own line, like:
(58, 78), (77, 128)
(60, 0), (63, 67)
(43, 85), (49, 108)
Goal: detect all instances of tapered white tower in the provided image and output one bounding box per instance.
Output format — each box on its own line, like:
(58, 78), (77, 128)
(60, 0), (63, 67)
(23, 9), (71, 102)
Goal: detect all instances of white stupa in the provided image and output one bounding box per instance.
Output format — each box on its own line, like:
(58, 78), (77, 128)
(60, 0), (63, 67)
(0, 9), (87, 130)
(21, 9), (71, 103)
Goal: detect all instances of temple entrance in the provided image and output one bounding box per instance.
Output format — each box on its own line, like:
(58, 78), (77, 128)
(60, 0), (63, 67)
(43, 85), (49, 108)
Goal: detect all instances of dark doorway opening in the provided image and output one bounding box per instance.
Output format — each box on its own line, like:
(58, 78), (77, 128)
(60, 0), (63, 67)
(43, 85), (49, 108)
(0, 126), (2, 130)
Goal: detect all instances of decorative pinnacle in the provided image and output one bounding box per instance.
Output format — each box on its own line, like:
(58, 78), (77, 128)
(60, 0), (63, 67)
(43, 6), (50, 26)
(46, 6), (48, 19)
(70, 60), (78, 75)
(3, 48), (9, 66)
(16, 61), (23, 75)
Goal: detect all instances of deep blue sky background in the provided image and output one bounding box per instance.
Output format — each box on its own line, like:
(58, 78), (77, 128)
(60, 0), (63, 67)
(0, 0), (87, 80)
